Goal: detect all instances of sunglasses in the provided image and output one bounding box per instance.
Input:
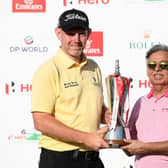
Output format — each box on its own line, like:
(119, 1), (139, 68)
(147, 61), (168, 70)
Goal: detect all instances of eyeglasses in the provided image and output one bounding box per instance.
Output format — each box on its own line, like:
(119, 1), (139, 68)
(147, 61), (168, 70)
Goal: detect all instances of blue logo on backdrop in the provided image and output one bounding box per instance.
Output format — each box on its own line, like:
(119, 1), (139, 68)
(9, 35), (48, 53)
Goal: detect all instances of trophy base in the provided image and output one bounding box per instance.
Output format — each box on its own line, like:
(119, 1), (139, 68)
(105, 126), (129, 148)
(107, 139), (129, 147)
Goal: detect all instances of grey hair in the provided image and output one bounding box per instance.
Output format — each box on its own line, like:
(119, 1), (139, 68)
(146, 44), (168, 59)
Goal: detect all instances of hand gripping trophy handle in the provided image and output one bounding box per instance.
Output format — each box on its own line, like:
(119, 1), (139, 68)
(105, 60), (132, 147)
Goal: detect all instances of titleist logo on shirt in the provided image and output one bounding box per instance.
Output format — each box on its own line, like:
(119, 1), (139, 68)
(64, 14), (87, 22)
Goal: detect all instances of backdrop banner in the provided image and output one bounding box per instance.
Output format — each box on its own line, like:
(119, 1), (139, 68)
(2, 0), (168, 168)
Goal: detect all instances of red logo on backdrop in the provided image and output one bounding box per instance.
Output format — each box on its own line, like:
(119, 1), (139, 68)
(12, 0), (46, 13)
(4, 81), (32, 95)
(63, 0), (110, 6)
(84, 32), (103, 56)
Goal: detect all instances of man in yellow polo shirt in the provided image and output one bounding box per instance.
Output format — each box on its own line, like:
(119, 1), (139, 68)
(31, 8), (109, 168)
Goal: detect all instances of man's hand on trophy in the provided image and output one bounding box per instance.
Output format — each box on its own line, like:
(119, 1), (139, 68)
(83, 126), (109, 151)
(120, 139), (146, 156)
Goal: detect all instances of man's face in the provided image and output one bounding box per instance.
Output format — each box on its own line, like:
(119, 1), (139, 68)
(147, 51), (168, 86)
(56, 28), (90, 61)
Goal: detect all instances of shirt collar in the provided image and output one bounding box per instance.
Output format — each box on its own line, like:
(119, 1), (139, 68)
(147, 87), (168, 98)
(55, 48), (88, 69)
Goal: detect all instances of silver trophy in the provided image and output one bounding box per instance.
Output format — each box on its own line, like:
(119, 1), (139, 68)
(105, 60), (131, 147)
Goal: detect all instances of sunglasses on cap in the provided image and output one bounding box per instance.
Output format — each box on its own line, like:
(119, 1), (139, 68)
(147, 61), (168, 70)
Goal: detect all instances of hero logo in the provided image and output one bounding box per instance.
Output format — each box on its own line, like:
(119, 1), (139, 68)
(84, 32), (103, 56)
(12, 0), (46, 12)
(63, 0), (110, 6)
(4, 81), (32, 95)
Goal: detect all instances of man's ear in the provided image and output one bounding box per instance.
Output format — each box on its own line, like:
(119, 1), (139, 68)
(55, 27), (61, 40)
(88, 28), (92, 36)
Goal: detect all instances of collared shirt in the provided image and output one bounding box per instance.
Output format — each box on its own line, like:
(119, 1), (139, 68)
(31, 48), (104, 151)
(128, 88), (168, 168)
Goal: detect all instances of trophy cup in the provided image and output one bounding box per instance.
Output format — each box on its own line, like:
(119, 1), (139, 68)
(105, 60), (132, 147)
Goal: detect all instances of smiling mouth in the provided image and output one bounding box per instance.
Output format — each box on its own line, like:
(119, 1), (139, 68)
(153, 74), (163, 79)
(71, 46), (82, 50)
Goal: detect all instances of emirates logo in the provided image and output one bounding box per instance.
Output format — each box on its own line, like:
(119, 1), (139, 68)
(84, 32), (103, 56)
(12, 0), (46, 13)
(24, 0), (33, 5)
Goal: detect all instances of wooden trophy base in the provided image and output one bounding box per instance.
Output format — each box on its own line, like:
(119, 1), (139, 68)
(107, 139), (129, 148)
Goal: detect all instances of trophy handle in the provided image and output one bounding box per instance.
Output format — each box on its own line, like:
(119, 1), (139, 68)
(119, 77), (132, 127)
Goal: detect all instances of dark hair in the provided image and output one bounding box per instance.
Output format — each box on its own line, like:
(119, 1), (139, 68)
(146, 44), (168, 59)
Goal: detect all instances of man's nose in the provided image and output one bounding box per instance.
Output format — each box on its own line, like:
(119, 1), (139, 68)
(73, 33), (80, 42)
(155, 64), (161, 71)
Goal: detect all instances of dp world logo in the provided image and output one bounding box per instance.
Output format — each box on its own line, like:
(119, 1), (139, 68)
(24, 35), (34, 45)
(9, 35), (48, 53)
(24, 36), (34, 45)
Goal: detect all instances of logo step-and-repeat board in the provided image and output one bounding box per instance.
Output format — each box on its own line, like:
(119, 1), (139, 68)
(2, 0), (168, 167)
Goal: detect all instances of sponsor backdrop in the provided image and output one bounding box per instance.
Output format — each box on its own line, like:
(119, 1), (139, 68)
(1, 0), (168, 167)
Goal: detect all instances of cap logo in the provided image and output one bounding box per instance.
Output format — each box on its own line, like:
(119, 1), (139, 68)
(64, 13), (87, 22)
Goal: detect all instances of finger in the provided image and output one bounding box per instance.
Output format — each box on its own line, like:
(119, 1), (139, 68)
(98, 126), (109, 134)
(122, 149), (133, 157)
(97, 127), (109, 138)
(103, 141), (109, 148)
(100, 140), (109, 149)
(120, 145), (128, 150)
(123, 139), (132, 143)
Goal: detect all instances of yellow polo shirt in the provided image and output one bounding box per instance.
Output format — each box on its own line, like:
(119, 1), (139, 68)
(31, 48), (104, 151)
